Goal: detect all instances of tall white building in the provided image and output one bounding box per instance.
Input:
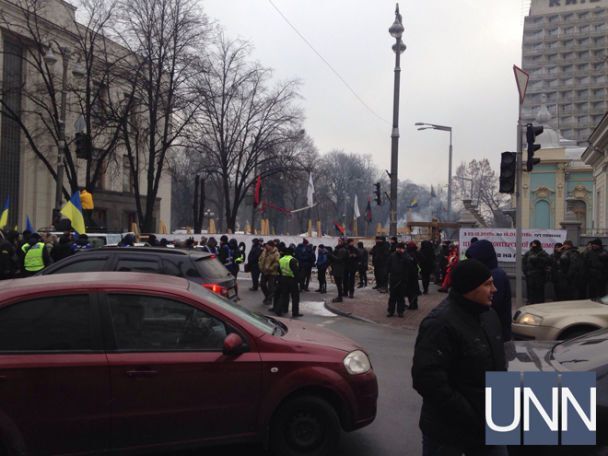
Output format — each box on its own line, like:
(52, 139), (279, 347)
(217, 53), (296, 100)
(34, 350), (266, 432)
(522, 0), (608, 145)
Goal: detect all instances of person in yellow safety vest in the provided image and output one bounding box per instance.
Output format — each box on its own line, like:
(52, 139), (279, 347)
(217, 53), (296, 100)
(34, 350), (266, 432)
(21, 233), (51, 277)
(277, 246), (303, 318)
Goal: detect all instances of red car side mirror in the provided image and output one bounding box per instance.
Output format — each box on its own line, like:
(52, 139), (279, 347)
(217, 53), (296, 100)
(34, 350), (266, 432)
(223, 333), (245, 356)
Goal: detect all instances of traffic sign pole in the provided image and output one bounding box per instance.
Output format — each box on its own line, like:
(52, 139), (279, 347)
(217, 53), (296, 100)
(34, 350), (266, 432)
(513, 65), (528, 309)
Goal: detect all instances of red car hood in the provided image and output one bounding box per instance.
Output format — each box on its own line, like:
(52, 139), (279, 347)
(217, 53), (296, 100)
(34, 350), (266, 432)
(276, 318), (362, 353)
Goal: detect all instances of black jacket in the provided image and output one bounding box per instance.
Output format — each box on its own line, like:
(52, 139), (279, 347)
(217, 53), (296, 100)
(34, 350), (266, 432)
(370, 241), (390, 267)
(412, 291), (505, 448)
(387, 251), (409, 287)
(247, 243), (262, 269)
(329, 245), (348, 277)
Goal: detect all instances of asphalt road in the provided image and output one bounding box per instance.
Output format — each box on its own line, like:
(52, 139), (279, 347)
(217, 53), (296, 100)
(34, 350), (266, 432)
(181, 280), (423, 456)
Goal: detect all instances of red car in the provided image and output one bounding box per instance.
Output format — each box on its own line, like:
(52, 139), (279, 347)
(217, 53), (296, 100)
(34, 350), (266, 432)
(0, 272), (377, 456)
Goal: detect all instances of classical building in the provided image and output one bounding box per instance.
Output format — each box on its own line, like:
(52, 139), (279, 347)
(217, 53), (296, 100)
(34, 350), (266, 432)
(0, 0), (171, 232)
(582, 112), (608, 234)
(521, 101), (594, 230)
(522, 0), (608, 145)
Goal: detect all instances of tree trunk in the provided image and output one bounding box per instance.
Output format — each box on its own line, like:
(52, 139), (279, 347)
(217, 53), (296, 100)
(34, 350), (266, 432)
(193, 175), (200, 233)
(198, 182), (205, 234)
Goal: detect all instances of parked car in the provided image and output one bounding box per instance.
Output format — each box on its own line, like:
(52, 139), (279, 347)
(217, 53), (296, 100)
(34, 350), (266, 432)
(512, 296), (608, 340)
(0, 272), (377, 455)
(38, 247), (237, 299)
(506, 331), (608, 455)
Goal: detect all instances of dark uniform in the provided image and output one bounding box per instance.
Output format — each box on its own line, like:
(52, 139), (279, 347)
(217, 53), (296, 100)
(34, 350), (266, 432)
(343, 242), (360, 298)
(330, 242), (348, 302)
(559, 244), (586, 300)
(522, 242), (550, 304)
(584, 239), (608, 299)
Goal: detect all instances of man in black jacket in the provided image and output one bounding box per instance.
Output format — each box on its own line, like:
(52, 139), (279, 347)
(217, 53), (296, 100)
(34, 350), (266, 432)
(387, 242), (410, 317)
(412, 259), (507, 456)
(247, 238), (263, 291)
(371, 236), (390, 292)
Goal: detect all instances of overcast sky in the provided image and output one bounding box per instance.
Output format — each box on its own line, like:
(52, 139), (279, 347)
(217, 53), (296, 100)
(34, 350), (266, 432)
(201, 0), (528, 190)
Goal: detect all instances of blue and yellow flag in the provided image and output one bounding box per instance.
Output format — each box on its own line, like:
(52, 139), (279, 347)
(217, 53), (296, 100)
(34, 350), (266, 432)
(0, 197), (8, 229)
(25, 215), (34, 233)
(60, 192), (86, 234)
(408, 198), (419, 209)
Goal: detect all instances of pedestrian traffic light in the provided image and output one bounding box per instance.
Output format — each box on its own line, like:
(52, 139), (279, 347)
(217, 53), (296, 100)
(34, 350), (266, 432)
(526, 123), (543, 172)
(74, 132), (92, 159)
(374, 182), (382, 205)
(499, 152), (516, 194)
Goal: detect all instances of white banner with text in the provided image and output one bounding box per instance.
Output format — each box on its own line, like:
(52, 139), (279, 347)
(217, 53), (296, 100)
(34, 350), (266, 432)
(459, 228), (567, 262)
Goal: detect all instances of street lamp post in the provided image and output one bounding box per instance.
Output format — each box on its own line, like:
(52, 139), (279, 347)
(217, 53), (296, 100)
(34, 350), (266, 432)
(44, 46), (84, 225)
(415, 122), (453, 221)
(388, 3), (406, 237)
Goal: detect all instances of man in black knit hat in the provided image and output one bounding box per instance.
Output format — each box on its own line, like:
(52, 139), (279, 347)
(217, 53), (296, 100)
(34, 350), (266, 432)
(412, 259), (507, 456)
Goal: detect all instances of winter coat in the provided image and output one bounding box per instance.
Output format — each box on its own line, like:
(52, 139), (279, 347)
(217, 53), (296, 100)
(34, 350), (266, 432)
(316, 248), (329, 268)
(405, 251), (421, 296)
(412, 291), (505, 448)
(329, 245), (348, 277)
(559, 248), (585, 284)
(522, 247), (550, 282)
(295, 244), (315, 269)
(387, 251), (410, 288)
(370, 241), (391, 267)
(247, 243), (262, 270)
(357, 247), (369, 271)
(465, 240), (513, 341)
(419, 240), (436, 274)
(584, 248), (608, 282)
(258, 247), (280, 276)
(345, 245), (360, 272)
(0, 239), (17, 279)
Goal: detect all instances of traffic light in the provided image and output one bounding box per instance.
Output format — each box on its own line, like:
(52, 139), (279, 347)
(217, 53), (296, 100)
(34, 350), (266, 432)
(499, 152), (516, 194)
(374, 182), (382, 205)
(526, 123), (543, 172)
(74, 132), (92, 159)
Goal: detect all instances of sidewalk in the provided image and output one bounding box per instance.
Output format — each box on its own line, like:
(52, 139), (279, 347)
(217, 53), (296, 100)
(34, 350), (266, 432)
(324, 283), (446, 330)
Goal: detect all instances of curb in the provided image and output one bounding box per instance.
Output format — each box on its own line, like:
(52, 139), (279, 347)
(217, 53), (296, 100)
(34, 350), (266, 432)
(323, 300), (378, 325)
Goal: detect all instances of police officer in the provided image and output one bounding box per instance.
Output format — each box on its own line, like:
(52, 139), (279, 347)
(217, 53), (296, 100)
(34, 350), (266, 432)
(277, 247), (302, 318)
(21, 232), (51, 276)
(585, 238), (608, 299)
(522, 240), (550, 304)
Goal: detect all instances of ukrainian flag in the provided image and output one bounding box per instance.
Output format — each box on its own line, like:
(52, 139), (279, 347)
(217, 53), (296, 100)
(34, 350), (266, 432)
(0, 197), (8, 229)
(408, 198), (419, 209)
(60, 192), (86, 234)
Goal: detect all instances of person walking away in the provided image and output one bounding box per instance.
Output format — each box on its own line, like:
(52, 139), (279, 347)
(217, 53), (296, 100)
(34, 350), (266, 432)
(522, 239), (550, 304)
(550, 242), (563, 301)
(387, 242), (410, 317)
(247, 238), (263, 291)
(466, 239), (513, 341)
(315, 244), (329, 293)
(584, 238), (608, 299)
(357, 241), (369, 288)
(558, 240), (586, 300)
(412, 259), (507, 456)
(419, 240), (435, 294)
(295, 239), (315, 291)
(405, 242), (421, 310)
(344, 239), (360, 299)
(21, 232), (51, 277)
(277, 246), (302, 317)
(0, 230), (18, 280)
(259, 241), (280, 306)
(330, 238), (348, 303)
(371, 236), (390, 292)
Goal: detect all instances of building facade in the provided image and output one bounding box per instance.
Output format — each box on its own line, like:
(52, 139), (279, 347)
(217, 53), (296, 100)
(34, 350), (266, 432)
(0, 0), (171, 233)
(582, 111), (608, 234)
(521, 103), (594, 230)
(522, 0), (608, 145)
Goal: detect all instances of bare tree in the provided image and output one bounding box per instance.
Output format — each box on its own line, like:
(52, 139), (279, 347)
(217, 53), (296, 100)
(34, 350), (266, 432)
(191, 35), (303, 232)
(0, 0), (129, 200)
(453, 158), (508, 224)
(115, 0), (209, 232)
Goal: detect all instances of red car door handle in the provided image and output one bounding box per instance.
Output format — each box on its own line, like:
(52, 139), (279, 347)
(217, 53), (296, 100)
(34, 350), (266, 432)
(125, 369), (159, 378)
